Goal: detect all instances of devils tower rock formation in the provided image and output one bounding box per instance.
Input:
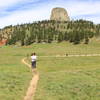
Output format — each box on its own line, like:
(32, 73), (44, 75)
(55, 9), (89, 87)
(50, 7), (70, 21)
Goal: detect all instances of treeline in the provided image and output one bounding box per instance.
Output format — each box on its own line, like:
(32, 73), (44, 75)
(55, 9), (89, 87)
(1, 19), (100, 45)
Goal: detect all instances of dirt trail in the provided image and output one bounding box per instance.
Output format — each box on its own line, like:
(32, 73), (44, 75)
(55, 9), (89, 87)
(21, 54), (100, 99)
(39, 54), (100, 58)
(22, 58), (39, 100)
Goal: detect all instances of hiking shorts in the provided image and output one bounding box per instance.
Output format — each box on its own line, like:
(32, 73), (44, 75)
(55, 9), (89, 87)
(31, 61), (36, 68)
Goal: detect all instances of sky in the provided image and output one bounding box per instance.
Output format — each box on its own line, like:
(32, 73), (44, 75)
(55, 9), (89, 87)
(0, 0), (100, 28)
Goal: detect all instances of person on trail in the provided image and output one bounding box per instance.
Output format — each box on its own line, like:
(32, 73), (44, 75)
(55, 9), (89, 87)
(31, 53), (37, 69)
(66, 53), (68, 56)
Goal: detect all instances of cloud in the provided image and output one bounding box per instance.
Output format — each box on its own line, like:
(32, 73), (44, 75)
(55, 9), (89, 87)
(66, 1), (100, 16)
(0, 0), (100, 28)
(0, 0), (51, 28)
(64, 0), (100, 23)
(52, 0), (100, 23)
(0, 0), (44, 16)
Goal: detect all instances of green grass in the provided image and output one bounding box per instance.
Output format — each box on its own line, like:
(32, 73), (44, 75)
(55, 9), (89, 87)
(35, 69), (100, 100)
(0, 40), (100, 100)
(0, 46), (32, 100)
(37, 56), (100, 72)
(34, 56), (100, 100)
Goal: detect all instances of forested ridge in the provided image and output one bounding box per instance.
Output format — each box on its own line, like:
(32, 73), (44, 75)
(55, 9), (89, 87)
(0, 19), (100, 45)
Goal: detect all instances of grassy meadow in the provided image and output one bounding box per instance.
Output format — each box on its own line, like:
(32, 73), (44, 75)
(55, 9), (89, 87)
(0, 40), (100, 100)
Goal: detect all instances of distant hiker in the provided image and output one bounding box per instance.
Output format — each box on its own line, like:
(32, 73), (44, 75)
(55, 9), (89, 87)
(66, 53), (68, 56)
(31, 53), (37, 69)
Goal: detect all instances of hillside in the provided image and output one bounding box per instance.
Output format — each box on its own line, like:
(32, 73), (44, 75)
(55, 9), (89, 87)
(0, 20), (100, 46)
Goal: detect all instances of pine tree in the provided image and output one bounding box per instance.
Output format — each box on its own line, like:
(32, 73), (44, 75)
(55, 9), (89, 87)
(73, 31), (80, 44)
(58, 32), (63, 42)
(64, 32), (68, 41)
(84, 37), (89, 44)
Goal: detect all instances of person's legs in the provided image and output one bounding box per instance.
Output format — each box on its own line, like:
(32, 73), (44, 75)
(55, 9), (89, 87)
(34, 61), (36, 68)
(31, 61), (37, 73)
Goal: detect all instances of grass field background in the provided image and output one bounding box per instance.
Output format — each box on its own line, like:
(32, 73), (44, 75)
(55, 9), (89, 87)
(0, 40), (100, 100)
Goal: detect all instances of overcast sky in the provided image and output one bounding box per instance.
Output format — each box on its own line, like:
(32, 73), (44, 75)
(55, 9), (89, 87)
(0, 0), (100, 28)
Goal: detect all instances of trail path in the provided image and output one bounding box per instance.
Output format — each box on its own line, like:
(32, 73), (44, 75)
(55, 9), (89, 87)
(21, 54), (100, 100)
(22, 58), (39, 100)
(39, 54), (100, 58)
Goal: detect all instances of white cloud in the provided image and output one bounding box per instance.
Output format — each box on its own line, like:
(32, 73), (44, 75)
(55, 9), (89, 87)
(0, 6), (50, 28)
(66, 1), (100, 17)
(0, 0), (23, 8)
(0, 0), (100, 28)
(59, 0), (100, 24)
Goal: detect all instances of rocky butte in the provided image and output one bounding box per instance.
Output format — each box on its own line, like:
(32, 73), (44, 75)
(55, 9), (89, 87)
(50, 7), (70, 21)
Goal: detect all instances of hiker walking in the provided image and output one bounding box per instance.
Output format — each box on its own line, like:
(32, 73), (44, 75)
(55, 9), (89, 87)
(31, 53), (37, 70)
